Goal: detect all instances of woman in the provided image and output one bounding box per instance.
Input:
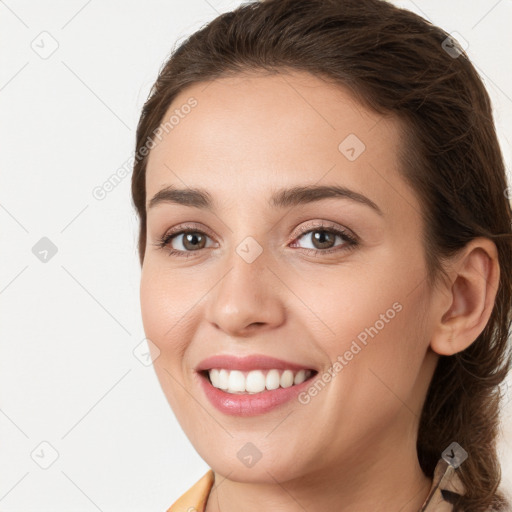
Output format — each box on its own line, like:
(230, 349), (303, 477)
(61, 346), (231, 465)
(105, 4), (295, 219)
(131, 0), (512, 510)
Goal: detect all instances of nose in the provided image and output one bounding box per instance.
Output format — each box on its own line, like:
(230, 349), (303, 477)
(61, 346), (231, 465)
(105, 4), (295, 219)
(205, 241), (286, 337)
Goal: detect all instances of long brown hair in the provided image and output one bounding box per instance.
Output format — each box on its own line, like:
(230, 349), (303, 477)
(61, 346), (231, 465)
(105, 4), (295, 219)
(131, 0), (512, 509)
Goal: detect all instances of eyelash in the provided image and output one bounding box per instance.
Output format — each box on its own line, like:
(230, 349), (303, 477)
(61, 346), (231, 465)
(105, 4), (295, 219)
(152, 221), (359, 258)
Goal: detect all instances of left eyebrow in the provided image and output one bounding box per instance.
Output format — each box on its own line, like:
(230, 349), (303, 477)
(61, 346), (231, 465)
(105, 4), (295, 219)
(269, 184), (383, 215)
(147, 183), (383, 216)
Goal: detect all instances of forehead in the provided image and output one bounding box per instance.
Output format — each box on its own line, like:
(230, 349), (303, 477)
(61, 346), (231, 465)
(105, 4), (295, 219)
(145, 70), (418, 217)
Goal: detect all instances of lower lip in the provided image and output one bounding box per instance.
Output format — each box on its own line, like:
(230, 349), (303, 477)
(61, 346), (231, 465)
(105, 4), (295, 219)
(198, 371), (316, 417)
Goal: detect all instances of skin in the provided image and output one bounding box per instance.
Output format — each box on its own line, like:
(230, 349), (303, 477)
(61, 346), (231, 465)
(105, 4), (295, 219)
(139, 70), (499, 512)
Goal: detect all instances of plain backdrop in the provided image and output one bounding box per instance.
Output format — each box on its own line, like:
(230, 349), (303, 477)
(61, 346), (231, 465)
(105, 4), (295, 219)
(1, 1), (511, 511)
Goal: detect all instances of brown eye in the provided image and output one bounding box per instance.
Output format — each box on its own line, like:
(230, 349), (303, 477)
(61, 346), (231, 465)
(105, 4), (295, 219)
(154, 222), (219, 258)
(309, 230), (336, 250)
(180, 232), (207, 251)
(293, 228), (353, 252)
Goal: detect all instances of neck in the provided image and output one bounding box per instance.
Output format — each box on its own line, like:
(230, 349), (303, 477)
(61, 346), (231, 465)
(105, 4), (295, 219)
(205, 429), (432, 512)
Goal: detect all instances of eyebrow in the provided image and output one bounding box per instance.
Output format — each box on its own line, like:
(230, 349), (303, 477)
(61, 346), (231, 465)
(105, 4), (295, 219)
(147, 184), (383, 215)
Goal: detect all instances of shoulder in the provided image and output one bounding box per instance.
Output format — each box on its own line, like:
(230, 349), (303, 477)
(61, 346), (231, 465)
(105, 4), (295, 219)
(166, 470), (215, 512)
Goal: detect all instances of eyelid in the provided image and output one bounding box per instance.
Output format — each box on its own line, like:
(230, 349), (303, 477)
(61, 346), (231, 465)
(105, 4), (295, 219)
(162, 221), (219, 242)
(290, 220), (358, 243)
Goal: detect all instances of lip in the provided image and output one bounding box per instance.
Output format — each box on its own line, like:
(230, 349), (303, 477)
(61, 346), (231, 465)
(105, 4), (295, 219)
(195, 354), (318, 417)
(197, 370), (317, 416)
(195, 354), (316, 372)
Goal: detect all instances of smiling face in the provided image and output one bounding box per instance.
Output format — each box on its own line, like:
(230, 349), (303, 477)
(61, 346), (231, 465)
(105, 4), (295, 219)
(140, 70), (440, 486)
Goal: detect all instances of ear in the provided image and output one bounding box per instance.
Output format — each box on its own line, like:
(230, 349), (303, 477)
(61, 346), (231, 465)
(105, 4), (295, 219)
(430, 237), (500, 356)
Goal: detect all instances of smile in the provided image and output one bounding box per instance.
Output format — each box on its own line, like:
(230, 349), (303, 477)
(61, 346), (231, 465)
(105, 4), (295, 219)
(205, 368), (315, 394)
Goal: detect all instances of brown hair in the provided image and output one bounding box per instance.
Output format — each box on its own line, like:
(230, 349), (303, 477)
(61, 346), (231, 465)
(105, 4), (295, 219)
(131, 0), (512, 509)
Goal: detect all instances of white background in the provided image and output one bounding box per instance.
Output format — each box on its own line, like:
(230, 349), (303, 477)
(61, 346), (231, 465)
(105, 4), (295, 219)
(1, 1), (511, 511)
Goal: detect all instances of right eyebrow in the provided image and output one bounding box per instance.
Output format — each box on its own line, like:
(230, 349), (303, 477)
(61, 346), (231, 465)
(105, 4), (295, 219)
(147, 186), (213, 211)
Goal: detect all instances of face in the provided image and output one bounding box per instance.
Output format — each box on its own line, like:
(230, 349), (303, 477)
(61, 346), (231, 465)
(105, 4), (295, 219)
(140, 70), (439, 483)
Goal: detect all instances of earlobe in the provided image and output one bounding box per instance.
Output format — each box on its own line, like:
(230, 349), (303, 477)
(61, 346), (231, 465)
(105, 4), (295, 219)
(430, 238), (500, 356)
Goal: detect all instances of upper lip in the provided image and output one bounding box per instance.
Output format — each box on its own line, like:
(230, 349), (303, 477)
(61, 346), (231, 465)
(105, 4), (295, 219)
(196, 354), (316, 372)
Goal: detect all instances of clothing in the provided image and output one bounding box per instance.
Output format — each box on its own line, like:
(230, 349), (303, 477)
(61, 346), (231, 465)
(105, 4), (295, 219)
(166, 458), (465, 512)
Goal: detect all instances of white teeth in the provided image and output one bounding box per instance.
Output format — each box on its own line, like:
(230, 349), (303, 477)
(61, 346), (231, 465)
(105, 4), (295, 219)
(266, 369), (280, 390)
(218, 369), (229, 390)
(228, 370), (245, 392)
(210, 368), (220, 388)
(280, 369), (294, 388)
(245, 370), (266, 393)
(294, 369), (307, 385)
(207, 368), (313, 394)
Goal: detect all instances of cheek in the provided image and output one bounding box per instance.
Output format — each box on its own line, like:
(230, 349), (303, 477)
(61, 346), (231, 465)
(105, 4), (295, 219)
(343, 286), (430, 421)
(289, 263), (405, 347)
(139, 264), (188, 362)
(140, 268), (165, 345)
(140, 265), (199, 415)
(296, 253), (429, 402)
